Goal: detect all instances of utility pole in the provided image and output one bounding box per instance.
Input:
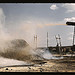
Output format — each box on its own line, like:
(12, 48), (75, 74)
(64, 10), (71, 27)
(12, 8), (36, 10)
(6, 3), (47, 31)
(34, 35), (37, 49)
(73, 26), (75, 46)
(47, 32), (48, 48)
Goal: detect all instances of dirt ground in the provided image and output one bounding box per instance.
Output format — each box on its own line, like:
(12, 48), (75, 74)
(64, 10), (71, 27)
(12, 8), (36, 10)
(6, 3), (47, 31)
(0, 56), (75, 72)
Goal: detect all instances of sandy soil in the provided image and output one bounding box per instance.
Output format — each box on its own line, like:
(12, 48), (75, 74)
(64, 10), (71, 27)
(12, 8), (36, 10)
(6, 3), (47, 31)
(0, 57), (75, 72)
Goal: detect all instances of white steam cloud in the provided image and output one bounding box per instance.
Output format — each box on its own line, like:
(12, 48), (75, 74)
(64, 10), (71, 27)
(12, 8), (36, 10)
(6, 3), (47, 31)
(0, 8), (63, 67)
(0, 57), (29, 67)
(0, 8), (13, 52)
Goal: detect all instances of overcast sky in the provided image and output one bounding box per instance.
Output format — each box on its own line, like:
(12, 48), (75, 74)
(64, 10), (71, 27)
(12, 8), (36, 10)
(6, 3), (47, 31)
(0, 3), (75, 47)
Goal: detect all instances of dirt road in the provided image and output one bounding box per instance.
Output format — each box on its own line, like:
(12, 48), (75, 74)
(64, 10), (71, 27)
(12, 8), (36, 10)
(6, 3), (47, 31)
(0, 57), (75, 72)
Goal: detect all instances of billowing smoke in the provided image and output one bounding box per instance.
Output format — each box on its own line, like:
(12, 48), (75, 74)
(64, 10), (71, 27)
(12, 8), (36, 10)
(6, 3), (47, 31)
(0, 8), (36, 66)
(0, 8), (63, 67)
(0, 57), (31, 67)
(0, 8), (11, 41)
(34, 48), (63, 60)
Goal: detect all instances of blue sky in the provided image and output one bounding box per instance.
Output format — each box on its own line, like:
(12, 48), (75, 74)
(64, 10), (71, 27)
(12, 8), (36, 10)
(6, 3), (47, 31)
(0, 3), (75, 47)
